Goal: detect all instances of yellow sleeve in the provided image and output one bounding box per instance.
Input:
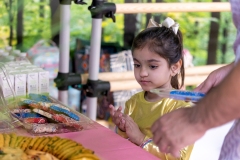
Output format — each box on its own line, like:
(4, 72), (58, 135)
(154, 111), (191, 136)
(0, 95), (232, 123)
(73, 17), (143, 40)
(141, 100), (194, 160)
(142, 135), (193, 160)
(163, 100), (192, 114)
(115, 126), (128, 138)
(124, 99), (130, 115)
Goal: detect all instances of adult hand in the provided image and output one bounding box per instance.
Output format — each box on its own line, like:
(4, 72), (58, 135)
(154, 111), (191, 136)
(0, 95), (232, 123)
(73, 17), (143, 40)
(124, 115), (145, 145)
(151, 107), (207, 157)
(109, 104), (126, 131)
(194, 63), (234, 93)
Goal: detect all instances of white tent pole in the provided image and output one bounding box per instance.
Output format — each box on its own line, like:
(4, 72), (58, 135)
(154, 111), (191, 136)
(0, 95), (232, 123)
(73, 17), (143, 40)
(58, 4), (71, 105)
(86, 19), (103, 120)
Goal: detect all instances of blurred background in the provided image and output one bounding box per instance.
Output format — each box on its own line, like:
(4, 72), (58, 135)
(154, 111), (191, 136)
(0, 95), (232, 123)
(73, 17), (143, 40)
(0, 0), (236, 65)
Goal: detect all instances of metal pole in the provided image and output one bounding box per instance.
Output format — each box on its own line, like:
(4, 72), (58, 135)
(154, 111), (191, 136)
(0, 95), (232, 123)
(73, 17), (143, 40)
(86, 19), (103, 120)
(58, 3), (71, 105)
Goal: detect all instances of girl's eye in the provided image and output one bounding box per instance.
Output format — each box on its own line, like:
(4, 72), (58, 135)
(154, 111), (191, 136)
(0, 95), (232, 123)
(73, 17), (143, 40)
(134, 64), (140, 68)
(150, 65), (158, 69)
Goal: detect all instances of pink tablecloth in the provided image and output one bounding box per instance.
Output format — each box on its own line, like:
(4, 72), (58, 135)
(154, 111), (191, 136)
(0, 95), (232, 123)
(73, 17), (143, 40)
(18, 123), (159, 160)
(57, 123), (159, 160)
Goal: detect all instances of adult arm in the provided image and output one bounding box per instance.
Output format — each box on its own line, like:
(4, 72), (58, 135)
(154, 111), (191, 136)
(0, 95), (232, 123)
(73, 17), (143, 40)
(194, 61), (240, 128)
(194, 62), (234, 93)
(151, 61), (240, 157)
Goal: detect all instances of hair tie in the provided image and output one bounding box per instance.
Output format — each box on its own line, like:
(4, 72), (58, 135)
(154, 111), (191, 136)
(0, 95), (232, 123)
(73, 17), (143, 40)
(147, 17), (179, 35)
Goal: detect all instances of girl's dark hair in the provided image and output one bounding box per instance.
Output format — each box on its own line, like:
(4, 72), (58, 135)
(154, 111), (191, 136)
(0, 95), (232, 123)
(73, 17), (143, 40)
(131, 26), (184, 89)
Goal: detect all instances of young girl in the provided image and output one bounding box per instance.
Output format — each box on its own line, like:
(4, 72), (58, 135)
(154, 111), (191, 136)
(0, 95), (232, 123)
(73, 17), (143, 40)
(109, 17), (193, 160)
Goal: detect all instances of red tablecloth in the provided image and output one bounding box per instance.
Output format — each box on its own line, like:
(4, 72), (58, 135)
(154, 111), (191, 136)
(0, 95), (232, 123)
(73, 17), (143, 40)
(17, 122), (159, 160)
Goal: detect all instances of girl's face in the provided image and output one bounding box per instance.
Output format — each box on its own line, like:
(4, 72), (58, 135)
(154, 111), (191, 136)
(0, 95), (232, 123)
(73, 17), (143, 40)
(133, 47), (177, 91)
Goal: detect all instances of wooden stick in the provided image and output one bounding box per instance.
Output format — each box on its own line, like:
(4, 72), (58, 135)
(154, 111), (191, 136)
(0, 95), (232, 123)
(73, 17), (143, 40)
(110, 80), (140, 91)
(184, 75), (207, 86)
(116, 2), (231, 14)
(81, 71), (134, 84)
(109, 75), (208, 91)
(185, 64), (225, 76)
(81, 64), (226, 84)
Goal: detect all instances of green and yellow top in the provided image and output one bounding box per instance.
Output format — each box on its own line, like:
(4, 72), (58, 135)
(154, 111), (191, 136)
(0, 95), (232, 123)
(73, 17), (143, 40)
(117, 91), (193, 160)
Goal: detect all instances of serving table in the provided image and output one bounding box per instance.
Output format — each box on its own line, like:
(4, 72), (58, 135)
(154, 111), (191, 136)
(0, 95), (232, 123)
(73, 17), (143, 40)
(16, 122), (159, 160)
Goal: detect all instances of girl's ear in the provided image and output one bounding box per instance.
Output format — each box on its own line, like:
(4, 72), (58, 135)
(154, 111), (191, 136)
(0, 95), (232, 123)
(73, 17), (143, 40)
(170, 59), (182, 76)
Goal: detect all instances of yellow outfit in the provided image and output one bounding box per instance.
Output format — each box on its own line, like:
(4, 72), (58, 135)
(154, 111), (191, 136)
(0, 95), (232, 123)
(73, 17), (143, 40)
(117, 91), (193, 160)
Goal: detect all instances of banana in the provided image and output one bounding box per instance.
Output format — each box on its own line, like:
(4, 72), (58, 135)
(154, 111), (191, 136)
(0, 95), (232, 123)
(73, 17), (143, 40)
(20, 137), (32, 151)
(47, 137), (62, 155)
(3, 133), (11, 147)
(18, 136), (30, 149)
(17, 137), (29, 149)
(60, 145), (83, 160)
(48, 136), (60, 147)
(28, 137), (38, 150)
(0, 134), (4, 147)
(0, 134), (99, 160)
(37, 137), (50, 151)
(32, 137), (45, 150)
(42, 136), (59, 153)
(57, 139), (77, 154)
(82, 148), (94, 154)
(57, 143), (79, 159)
(69, 153), (100, 160)
(14, 136), (24, 148)
(9, 133), (17, 148)
(52, 138), (69, 156)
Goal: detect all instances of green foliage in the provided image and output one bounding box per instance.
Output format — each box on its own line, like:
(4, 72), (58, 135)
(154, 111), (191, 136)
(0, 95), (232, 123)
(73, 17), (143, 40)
(0, 0), (51, 50)
(23, 1), (51, 51)
(0, 0), (14, 46)
(70, 0), (124, 49)
(70, 4), (92, 43)
(166, 12), (211, 65)
(102, 15), (124, 46)
(217, 11), (236, 64)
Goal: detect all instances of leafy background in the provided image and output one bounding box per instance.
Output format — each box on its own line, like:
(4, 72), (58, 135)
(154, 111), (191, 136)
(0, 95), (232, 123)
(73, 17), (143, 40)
(0, 0), (237, 66)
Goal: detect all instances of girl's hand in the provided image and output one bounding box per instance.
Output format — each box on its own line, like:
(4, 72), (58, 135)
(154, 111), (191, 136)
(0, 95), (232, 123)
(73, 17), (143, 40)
(109, 104), (126, 131)
(124, 115), (145, 145)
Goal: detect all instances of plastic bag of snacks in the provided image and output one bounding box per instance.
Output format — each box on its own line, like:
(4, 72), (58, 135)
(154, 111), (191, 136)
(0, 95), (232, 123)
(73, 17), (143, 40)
(27, 40), (59, 79)
(11, 93), (95, 135)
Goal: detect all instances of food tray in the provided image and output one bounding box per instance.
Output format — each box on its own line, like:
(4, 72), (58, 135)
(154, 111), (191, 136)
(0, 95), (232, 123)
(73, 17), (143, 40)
(0, 63), (95, 135)
(10, 94), (96, 136)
